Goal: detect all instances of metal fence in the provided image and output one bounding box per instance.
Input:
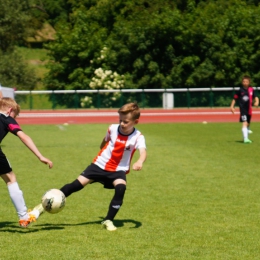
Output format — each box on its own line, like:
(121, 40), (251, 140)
(14, 87), (260, 110)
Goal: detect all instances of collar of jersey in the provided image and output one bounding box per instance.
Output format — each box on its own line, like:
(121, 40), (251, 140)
(0, 112), (8, 117)
(118, 125), (135, 136)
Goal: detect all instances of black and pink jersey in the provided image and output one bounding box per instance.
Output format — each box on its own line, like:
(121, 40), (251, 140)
(234, 87), (256, 115)
(0, 113), (22, 144)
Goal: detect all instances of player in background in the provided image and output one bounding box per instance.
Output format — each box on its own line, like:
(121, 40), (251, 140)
(0, 97), (53, 227)
(230, 75), (259, 143)
(34, 102), (147, 231)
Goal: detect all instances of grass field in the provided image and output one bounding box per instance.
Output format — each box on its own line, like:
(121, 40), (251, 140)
(16, 46), (49, 90)
(1, 122), (260, 259)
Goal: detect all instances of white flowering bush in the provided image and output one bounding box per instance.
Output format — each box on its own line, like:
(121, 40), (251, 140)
(80, 96), (93, 108)
(81, 47), (125, 108)
(89, 68), (124, 90)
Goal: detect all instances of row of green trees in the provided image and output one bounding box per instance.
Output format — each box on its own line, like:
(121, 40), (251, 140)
(1, 0), (260, 107)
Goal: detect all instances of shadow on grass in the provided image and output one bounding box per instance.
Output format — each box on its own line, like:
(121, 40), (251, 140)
(37, 218), (142, 229)
(0, 218), (142, 233)
(235, 140), (255, 144)
(0, 221), (65, 233)
(74, 217), (142, 229)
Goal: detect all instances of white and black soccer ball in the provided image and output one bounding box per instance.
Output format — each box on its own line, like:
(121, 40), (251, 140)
(41, 189), (66, 214)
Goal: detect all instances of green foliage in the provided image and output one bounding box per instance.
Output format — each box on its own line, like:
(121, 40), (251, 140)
(0, 0), (31, 52)
(0, 50), (37, 90)
(182, 0), (260, 87)
(38, 0), (260, 108)
(0, 0), (41, 89)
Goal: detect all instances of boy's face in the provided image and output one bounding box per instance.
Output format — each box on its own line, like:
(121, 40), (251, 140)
(119, 113), (138, 135)
(242, 78), (250, 88)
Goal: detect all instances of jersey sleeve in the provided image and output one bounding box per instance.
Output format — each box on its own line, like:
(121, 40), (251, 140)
(135, 134), (146, 150)
(234, 90), (240, 100)
(7, 117), (22, 135)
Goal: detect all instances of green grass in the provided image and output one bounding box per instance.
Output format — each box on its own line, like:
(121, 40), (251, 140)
(17, 46), (49, 61)
(16, 46), (49, 90)
(1, 123), (260, 259)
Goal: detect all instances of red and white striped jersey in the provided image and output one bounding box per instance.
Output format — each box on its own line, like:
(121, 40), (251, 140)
(93, 124), (146, 173)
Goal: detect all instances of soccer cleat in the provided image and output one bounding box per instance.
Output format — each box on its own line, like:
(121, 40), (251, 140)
(244, 139), (252, 144)
(33, 203), (45, 216)
(248, 130), (253, 134)
(19, 213), (36, 228)
(101, 220), (117, 231)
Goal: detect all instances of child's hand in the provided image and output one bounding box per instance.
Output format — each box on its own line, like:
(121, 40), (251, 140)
(230, 107), (235, 114)
(133, 161), (143, 171)
(39, 156), (53, 169)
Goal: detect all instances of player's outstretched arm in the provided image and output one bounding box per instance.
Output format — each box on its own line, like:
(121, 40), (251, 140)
(133, 147), (147, 171)
(16, 131), (53, 168)
(230, 99), (236, 114)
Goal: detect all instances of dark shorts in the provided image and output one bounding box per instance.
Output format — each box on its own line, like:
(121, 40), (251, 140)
(81, 163), (126, 189)
(240, 114), (251, 123)
(0, 150), (12, 175)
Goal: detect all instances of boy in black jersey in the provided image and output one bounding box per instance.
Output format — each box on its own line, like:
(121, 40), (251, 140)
(0, 98), (53, 227)
(230, 75), (259, 143)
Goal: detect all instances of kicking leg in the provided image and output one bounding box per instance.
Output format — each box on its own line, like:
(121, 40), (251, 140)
(60, 175), (92, 197)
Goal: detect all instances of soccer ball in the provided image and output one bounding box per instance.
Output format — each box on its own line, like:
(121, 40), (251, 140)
(41, 189), (66, 214)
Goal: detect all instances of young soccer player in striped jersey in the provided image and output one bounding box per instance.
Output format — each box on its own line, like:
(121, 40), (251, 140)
(35, 102), (147, 231)
(0, 98), (53, 227)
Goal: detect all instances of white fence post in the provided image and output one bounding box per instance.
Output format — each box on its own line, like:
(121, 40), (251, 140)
(0, 84), (15, 99)
(163, 92), (174, 109)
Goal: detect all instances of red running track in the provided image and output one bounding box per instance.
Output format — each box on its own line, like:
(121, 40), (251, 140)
(16, 108), (260, 125)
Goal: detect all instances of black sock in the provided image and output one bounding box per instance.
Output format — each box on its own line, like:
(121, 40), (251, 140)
(104, 184), (126, 221)
(60, 179), (84, 197)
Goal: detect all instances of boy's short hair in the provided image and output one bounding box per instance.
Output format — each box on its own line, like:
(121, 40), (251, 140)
(118, 102), (140, 120)
(0, 97), (20, 117)
(242, 75), (251, 81)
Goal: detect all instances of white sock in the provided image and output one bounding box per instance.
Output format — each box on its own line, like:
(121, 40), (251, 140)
(8, 182), (28, 220)
(242, 127), (248, 140)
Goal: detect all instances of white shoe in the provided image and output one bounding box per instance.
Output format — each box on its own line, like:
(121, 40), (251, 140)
(33, 203), (45, 216)
(101, 220), (117, 231)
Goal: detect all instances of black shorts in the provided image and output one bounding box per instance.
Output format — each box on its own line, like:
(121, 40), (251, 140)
(0, 150), (12, 175)
(239, 114), (251, 123)
(81, 163), (126, 189)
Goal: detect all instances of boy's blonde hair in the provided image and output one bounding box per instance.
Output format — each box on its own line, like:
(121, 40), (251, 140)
(0, 97), (20, 117)
(118, 102), (140, 120)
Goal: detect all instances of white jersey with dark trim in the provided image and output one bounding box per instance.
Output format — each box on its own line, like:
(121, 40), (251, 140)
(93, 124), (146, 173)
